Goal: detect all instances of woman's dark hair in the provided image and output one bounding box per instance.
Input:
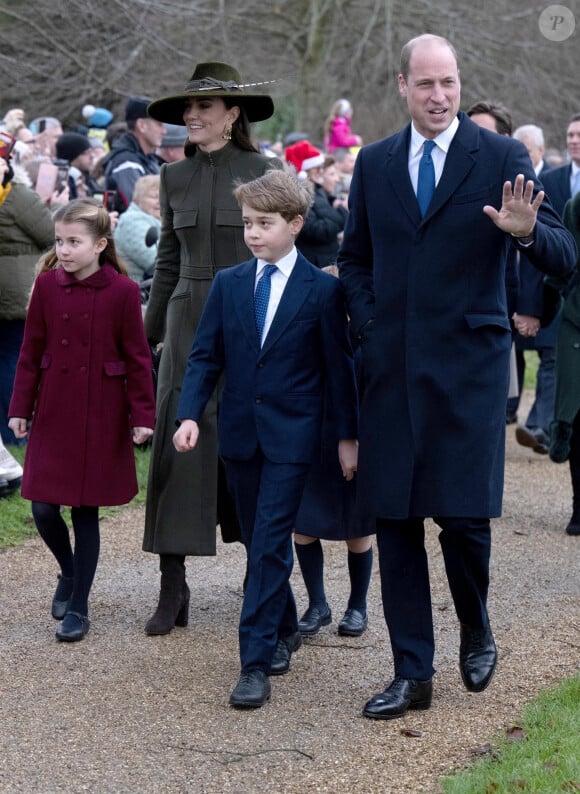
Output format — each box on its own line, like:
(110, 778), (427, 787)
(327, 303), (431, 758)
(184, 100), (259, 157)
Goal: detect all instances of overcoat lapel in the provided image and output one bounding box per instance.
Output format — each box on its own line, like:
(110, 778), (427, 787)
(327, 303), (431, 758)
(422, 114), (479, 224)
(385, 113), (479, 227)
(260, 255), (314, 357)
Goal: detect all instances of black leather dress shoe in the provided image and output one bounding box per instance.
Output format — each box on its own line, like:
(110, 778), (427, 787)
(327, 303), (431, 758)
(515, 425), (549, 454)
(459, 623), (497, 692)
(229, 670), (271, 709)
(338, 608), (368, 637)
(56, 612), (90, 642)
(51, 574), (74, 620)
(565, 515), (580, 535)
(298, 603), (332, 636)
(269, 631), (302, 676)
(363, 677), (433, 720)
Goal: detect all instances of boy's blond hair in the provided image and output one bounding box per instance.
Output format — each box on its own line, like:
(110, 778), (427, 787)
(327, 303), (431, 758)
(234, 167), (314, 222)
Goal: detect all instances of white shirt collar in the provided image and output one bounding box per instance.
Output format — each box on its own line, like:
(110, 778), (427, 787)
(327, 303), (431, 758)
(410, 115), (460, 157)
(256, 246), (298, 279)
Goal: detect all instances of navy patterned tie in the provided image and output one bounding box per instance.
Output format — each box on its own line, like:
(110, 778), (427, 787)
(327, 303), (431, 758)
(254, 264), (277, 343)
(417, 139), (436, 216)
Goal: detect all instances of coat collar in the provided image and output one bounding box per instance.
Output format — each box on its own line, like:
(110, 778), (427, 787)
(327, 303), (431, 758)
(55, 262), (118, 288)
(385, 111), (478, 227)
(233, 253), (315, 356)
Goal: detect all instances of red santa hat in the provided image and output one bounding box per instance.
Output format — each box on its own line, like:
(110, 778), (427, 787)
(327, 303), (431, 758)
(285, 140), (324, 176)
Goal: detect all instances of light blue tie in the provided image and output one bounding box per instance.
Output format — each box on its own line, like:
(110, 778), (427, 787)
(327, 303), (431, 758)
(573, 170), (580, 197)
(417, 139), (436, 216)
(254, 264), (277, 342)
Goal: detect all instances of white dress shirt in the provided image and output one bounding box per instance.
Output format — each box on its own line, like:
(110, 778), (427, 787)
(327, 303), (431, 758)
(571, 162), (580, 197)
(408, 116), (460, 194)
(254, 246), (297, 345)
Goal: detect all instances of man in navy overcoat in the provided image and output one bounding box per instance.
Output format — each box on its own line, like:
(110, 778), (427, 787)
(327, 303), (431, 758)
(338, 33), (576, 720)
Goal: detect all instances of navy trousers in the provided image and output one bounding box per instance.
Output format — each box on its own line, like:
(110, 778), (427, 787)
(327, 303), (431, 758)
(376, 516), (491, 680)
(224, 449), (310, 673)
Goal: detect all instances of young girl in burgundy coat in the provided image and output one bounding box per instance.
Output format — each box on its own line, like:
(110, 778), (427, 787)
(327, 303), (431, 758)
(9, 198), (155, 642)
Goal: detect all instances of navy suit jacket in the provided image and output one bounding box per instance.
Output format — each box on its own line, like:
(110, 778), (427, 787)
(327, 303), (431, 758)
(339, 111), (576, 519)
(541, 164), (572, 217)
(177, 252), (357, 464)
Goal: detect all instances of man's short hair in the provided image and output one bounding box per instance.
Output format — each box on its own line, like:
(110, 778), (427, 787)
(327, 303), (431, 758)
(513, 124), (544, 148)
(399, 34), (458, 82)
(234, 168), (314, 222)
(467, 100), (513, 137)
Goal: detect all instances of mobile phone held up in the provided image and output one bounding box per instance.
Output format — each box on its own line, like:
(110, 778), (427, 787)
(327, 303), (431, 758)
(53, 158), (70, 192)
(103, 190), (117, 213)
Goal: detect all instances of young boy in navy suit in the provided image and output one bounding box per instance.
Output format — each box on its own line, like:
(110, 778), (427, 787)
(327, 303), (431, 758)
(173, 169), (358, 709)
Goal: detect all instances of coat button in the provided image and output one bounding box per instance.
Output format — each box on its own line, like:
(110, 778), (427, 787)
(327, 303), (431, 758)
(255, 397), (262, 404)
(61, 367), (68, 374)
(80, 366), (87, 373)
(62, 313), (69, 321)
(257, 362), (264, 368)
(66, 288), (72, 294)
(61, 339), (69, 346)
(83, 313), (89, 320)
(574, 343), (580, 349)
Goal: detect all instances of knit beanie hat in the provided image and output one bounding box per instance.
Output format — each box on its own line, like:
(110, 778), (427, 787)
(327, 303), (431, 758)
(82, 104), (113, 129)
(55, 132), (91, 162)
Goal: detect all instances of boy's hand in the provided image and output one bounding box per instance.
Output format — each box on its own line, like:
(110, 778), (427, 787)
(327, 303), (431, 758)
(132, 427), (154, 445)
(173, 420), (200, 452)
(8, 417), (28, 439)
(338, 439), (358, 480)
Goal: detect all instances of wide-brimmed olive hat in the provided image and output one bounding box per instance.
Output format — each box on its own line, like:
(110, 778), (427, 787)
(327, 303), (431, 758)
(147, 62), (274, 125)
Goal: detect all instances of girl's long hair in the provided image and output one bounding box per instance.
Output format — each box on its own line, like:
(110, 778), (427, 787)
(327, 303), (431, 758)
(38, 198), (127, 275)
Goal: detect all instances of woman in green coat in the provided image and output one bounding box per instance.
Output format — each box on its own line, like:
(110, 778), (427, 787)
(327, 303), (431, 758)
(549, 191), (580, 535)
(142, 62), (283, 633)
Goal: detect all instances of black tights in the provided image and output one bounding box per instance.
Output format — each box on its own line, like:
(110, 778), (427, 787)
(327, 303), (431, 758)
(31, 502), (100, 616)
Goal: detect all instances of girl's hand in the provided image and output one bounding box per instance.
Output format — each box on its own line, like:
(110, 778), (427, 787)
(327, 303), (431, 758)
(132, 426), (154, 445)
(8, 417), (28, 438)
(173, 420), (199, 452)
(338, 439), (358, 481)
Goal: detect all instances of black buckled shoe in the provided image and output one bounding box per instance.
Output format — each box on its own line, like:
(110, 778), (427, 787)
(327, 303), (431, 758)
(565, 514), (580, 535)
(51, 574), (74, 620)
(338, 608), (368, 637)
(298, 603), (332, 636)
(56, 611), (90, 642)
(459, 623), (497, 692)
(269, 631), (302, 676)
(229, 670), (271, 709)
(363, 677), (433, 720)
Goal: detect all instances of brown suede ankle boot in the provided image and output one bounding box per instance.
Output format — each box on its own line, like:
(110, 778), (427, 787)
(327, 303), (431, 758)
(145, 554), (190, 635)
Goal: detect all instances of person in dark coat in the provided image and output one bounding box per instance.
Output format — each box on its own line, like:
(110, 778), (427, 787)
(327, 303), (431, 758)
(294, 264), (374, 639)
(292, 144), (348, 268)
(338, 34), (576, 720)
(549, 191), (580, 535)
(9, 198), (155, 642)
(142, 62), (283, 637)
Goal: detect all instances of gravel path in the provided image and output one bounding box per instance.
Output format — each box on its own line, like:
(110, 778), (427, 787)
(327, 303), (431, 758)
(1, 393), (579, 794)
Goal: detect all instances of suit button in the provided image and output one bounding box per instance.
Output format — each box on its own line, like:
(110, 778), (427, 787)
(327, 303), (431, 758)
(255, 397), (262, 404)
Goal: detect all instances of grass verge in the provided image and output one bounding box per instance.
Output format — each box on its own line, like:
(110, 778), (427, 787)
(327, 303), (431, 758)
(440, 674), (580, 793)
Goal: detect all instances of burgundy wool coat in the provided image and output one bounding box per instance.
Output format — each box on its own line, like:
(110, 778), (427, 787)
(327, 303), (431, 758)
(9, 263), (156, 507)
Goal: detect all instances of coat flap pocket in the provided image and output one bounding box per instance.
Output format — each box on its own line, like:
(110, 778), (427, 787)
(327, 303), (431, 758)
(464, 312), (511, 331)
(104, 360), (128, 376)
(215, 208), (243, 228)
(40, 353), (51, 369)
(173, 209), (198, 230)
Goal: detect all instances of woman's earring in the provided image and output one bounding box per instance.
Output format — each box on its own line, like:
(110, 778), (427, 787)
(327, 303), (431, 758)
(222, 123), (232, 141)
